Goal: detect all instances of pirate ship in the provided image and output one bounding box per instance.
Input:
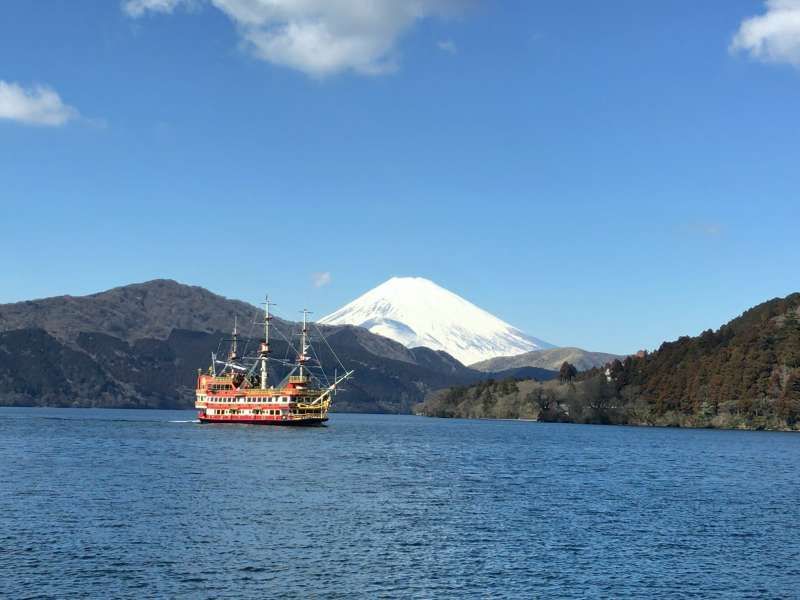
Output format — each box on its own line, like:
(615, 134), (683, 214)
(195, 298), (353, 425)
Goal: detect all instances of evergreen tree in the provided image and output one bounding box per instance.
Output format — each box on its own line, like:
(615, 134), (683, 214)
(559, 361), (577, 383)
(777, 372), (800, 425)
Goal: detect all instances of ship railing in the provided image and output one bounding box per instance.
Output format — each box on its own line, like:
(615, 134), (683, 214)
(201, 414), (327, 422)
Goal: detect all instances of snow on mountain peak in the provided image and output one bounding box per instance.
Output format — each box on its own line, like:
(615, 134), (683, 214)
(319, 277), (554, 365)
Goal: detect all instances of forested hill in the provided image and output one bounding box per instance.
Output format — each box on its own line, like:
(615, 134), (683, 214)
(419, 293), (800, 430)
(601, 292), (800, 424)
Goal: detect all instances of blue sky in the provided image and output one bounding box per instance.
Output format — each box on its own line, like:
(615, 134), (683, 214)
(1, 0), (799, 355)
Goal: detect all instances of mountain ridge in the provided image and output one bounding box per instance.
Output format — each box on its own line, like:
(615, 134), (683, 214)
(0, 279), (264, 345)
(470, 347), (624, 373)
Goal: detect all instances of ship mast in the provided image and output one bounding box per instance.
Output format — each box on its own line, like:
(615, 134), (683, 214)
(260, 296), (273, 390)
(229, 315), (239, 362)
(299, 309), (311, 381)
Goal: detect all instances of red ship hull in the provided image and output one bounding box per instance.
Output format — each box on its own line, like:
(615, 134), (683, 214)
(198, 413), (328, 426)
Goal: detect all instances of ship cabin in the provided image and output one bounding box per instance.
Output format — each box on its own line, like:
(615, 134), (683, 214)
(195, 372), (330, 424)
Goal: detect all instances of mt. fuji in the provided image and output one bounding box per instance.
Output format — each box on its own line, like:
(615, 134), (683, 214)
(319, 277), (554, 365)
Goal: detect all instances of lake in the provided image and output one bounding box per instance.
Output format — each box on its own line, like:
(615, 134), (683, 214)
(1, 408), (799, 598)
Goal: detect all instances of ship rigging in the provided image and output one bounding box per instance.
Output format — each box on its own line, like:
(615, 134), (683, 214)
(195, 297), (353, 425)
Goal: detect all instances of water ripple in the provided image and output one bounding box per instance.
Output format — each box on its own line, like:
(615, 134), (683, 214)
(0, 408), (799, 598)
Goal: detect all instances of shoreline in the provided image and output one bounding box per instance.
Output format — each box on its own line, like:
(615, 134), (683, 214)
(4, 404), (799, 432)
(414, 413), (800, 433)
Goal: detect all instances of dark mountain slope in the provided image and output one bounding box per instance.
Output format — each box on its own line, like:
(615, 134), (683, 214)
(0, 329), (124, 407)
(0, 279), (264, 344)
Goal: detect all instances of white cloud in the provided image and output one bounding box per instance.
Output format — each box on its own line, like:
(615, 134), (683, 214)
(731, 0), (800, 67)
(122, 0), (470, 77)
(312, 271), (332, 288)
(123, 0), (188, 17)
(437, 39), (457, 54)
(0, 80), (79, 126)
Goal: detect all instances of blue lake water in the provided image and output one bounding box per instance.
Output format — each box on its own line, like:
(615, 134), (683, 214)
(1, 408), (799, 599)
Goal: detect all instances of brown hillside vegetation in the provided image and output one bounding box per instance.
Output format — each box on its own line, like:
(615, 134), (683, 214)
(418, 293), (800, 431)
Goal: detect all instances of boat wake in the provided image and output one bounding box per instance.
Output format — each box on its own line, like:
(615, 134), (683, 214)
(169, 419), (200, 423)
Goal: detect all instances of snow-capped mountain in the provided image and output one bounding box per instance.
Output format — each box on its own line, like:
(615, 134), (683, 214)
(319, 277), (554, 366)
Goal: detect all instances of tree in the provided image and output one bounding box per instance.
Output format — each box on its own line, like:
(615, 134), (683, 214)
(777, 372), (800, 425)
(559, 361), (577, 383)
(609, 358), (624, 380)
(527, 386), (550, 411)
